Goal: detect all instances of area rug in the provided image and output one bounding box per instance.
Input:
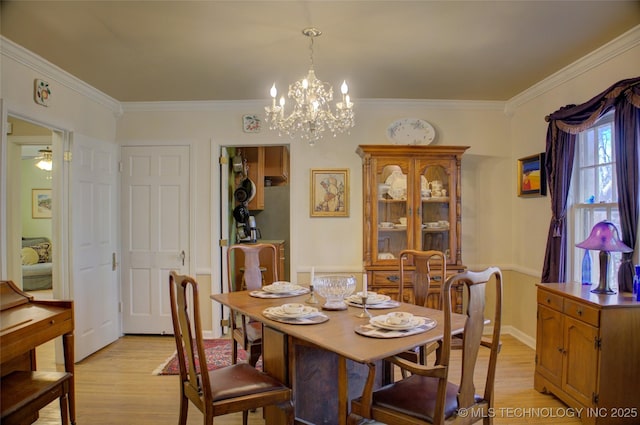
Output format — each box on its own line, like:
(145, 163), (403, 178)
(153, 339), (262, 375)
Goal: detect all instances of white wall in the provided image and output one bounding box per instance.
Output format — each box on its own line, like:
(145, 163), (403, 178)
(116, 100), (511, 278)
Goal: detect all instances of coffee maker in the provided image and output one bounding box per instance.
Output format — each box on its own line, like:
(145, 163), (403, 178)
(233, 202), (262, 243)
(247, 216), (261, 243)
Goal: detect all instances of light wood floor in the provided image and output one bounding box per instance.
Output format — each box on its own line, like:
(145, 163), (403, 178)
(32, 334), (579, 425)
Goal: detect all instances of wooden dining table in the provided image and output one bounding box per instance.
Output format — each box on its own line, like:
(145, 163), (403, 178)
(211, 290), (466, 425)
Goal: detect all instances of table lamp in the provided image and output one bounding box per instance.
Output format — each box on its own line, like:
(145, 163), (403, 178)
(576, 221), (632, 295)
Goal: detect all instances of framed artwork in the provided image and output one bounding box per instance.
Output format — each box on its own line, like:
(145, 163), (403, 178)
(517, 153), (546, 197)
(310, 169), (349, 217)
(32, 189), (52, 218)
(242, 114), (261, 133)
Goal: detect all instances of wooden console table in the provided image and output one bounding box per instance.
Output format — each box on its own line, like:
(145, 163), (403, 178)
(535, 283), (640, 424)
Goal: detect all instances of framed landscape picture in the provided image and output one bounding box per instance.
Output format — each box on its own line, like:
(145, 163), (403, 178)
(517, 153), (546, 197)
(310, 169), (349, 217)
(32, 188), (52, 218)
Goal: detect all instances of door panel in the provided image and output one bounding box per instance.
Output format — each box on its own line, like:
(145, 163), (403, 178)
(71, 135), (120, 361)
(536, 304), (564, 387)
(563, 317), (599, 407)
(121, 145), (189, 334)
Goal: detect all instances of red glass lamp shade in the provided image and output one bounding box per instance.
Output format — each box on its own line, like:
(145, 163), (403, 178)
(576, 221), (632, 295)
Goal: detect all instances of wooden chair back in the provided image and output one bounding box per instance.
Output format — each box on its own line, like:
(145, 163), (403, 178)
(348, 266), (502, 425)
(398, 249), (446, 308)
(169, 271), (294, 425)
(227, 243), (279, 291)
(449, 267), (502, 416)
(226, 243), (278, 367)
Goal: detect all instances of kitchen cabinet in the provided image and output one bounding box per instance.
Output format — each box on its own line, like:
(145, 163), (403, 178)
(243, 146), (289, 210)
(535, 283), (640, 424)
(263, 146), (289, 186)
(357, 145), (468, 313)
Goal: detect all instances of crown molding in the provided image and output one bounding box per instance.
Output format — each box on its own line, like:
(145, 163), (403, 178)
(122, 97), (505, 113)
(0, 36), (123, 117)
(505, 24), (640, 115)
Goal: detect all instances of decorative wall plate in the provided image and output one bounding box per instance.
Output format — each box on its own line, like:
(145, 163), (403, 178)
(386, 118), (436, 145)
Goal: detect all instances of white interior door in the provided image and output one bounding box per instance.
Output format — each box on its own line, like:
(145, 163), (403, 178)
(71, 135), (120, 361)
(121, 145), (190, 334)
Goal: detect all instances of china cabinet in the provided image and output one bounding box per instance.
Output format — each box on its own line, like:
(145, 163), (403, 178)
(357, 145), (468, 312)
(535, 283), (640, 424)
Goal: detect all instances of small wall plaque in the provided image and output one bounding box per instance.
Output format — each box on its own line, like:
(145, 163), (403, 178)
(34, 79), (51, 106)
(242, 114), (261, 133)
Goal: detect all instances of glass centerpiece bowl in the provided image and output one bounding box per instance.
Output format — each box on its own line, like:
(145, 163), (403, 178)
(313, 274), (356, 310)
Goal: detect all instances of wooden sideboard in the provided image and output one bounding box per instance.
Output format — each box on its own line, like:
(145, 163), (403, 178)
(535, 283), (640, 424)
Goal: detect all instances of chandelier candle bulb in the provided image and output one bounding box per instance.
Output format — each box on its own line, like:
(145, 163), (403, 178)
(270, 84), (277, 108)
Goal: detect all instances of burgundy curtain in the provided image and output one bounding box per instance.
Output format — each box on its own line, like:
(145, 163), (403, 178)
(542, 77), (640, 284)
(614, 86), (640, 291)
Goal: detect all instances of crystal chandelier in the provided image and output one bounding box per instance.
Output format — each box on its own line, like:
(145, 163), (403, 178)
(264, 28), (354, 146)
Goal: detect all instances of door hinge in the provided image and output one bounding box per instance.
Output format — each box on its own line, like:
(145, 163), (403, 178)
(534, 354), (537, 364)
(63, 151), (72, 162)
(118, 161), (123, 172)
(594, 336), (602, 350)
(592, 393), (599, 404)
(219, 239), (228, 247)
(118, 301), (122, 313)
(219, 156), (229, 165)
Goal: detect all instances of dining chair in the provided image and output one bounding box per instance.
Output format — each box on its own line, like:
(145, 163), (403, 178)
(226, 243), (279, 367)
(348, 267), (502, 425)
(169, 271), (293, 425)
(396, 249), (447, 371)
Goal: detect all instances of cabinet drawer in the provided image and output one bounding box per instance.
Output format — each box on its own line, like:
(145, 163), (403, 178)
(563, 299), (599, 326)
(369, 271), (413, 303)
(537, 290), (563, 312)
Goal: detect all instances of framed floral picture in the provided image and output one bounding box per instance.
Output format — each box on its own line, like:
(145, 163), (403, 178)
(32, 188), (52, 218)
(310, 169), (349, 217)
(242, 114), (261, 133)
(517, 153), (546, 197)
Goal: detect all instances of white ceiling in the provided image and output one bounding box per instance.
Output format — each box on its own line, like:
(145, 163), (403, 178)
(1, 1), (639, 102)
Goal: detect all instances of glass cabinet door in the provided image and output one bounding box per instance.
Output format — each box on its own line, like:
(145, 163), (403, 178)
(418, 162), (454, 262)
(375, 163), (410, 263)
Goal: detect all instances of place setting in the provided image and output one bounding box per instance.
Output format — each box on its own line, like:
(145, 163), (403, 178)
(250, 281), (310, 298)
(262, 302), (329, 325)
(346, 291), (401, 310)
(355, 311), (437, 338)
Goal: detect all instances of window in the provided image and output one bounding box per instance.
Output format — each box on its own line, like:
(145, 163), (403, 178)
(569, 112), (622, 284)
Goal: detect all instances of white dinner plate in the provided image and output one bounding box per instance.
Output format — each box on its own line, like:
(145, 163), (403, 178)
(263, 306), (319, 319)
(346, 294), (391, 305)
(262, 281), (304, 294)
(370, 314), (428, 331)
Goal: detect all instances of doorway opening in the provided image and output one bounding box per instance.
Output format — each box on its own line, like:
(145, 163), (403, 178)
(223, 145), (291, 282)
(8, 116), (56, 297)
